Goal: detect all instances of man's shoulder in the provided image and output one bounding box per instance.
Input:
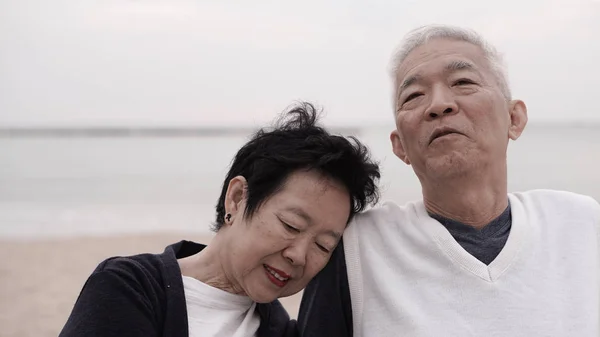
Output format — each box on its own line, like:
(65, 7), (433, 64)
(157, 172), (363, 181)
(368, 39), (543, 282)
(511, 189), (599, 210)
(350, 200), (423, 227)
(510, 189), (600, 222)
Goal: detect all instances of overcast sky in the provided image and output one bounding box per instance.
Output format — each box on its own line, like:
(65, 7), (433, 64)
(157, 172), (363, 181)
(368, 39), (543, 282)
(1, 0), (599, 127)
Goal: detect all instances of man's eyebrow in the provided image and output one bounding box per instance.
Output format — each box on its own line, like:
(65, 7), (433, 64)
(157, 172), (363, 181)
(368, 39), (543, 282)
(396, 74), (421, 102)
(399, 74), (420, 94)
(445, 60), (475, 72)
(396, 60), (478, 104)
(400, 61), (474, 92)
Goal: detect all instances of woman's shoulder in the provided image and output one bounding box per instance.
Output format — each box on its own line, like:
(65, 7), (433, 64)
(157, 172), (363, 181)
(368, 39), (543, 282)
(93, 251), (166, 283)
(90, 254), (161, 284)
(59, 241), (203, 337)
(93, 240), (202, 282)
(81, 242), (187, 305)
(256, 299), (297, 337)
(80, 252), (172, 315)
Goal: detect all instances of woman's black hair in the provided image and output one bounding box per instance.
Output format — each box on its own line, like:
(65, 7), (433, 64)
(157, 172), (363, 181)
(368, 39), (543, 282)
(213, 102), (380, 231)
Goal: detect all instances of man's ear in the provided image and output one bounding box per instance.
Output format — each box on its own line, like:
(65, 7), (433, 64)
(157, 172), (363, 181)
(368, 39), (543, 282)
(508, 99), (528, 140)
(390, 129), (411, 165)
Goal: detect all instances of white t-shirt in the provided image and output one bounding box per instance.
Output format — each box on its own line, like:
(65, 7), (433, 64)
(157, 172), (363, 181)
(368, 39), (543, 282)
(344, 189), (600, 337)
(182, 275), (260, 337)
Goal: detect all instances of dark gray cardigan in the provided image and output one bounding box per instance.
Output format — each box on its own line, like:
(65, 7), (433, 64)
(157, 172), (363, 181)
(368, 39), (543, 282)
(59, 240), (297, 337)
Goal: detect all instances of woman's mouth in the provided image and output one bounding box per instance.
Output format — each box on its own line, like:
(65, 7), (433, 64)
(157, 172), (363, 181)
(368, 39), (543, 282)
(263, 264), (290, 288)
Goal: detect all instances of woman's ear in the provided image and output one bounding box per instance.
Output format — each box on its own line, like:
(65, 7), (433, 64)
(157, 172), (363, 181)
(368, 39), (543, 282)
(224, 175), (248, 223)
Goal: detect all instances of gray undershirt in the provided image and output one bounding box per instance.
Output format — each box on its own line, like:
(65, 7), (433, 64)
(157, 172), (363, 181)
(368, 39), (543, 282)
(428, 202), (512, 265)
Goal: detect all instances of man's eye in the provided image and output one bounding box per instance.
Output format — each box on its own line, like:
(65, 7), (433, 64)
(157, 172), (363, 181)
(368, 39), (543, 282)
(454, 79), (474, 86)
(404, 92), (423, 103)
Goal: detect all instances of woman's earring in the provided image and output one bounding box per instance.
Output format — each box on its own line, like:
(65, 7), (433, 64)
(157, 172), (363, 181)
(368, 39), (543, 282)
(225, 213), (232, 222)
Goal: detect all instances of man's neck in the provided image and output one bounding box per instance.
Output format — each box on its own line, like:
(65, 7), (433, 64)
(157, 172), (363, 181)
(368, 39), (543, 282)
(421, 170), (508, 229)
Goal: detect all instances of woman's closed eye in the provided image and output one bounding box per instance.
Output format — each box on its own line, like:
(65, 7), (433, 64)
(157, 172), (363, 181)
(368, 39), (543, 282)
(282, 221), (300, 233)
(315, 243), (331, 253)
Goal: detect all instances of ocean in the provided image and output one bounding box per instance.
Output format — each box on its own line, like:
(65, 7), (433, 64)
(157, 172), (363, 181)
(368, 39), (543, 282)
(1, 124), (599, 239)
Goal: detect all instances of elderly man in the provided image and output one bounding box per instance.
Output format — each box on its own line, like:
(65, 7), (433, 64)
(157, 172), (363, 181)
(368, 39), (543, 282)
(297, 25), (600, 336)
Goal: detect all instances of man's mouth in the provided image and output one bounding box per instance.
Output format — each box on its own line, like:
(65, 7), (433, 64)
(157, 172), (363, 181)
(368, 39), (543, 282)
(430, 127), (463, 144)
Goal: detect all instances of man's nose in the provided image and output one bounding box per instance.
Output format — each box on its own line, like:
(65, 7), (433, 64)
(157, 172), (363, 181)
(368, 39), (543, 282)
(426, 86), (458, 120)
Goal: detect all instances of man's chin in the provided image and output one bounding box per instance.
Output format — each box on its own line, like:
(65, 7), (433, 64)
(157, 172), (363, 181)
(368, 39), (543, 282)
(424, 152), (476, 177)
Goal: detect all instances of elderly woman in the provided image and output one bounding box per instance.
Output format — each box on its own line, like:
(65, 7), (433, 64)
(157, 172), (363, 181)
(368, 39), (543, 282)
(59, 102), (380, 337)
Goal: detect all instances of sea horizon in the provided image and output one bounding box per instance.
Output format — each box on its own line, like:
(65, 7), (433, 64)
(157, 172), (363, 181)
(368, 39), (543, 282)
(1, 123), (598, 240)
(1, 119), (600, 138)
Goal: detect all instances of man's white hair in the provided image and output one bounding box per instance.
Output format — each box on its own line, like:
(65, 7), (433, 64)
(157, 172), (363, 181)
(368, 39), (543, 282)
(390, 24), (511, 107)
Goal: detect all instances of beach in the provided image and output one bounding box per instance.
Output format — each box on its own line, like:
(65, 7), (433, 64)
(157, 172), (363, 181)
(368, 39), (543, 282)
(1, 124), (598, 336)
(0, 233), (303, 337)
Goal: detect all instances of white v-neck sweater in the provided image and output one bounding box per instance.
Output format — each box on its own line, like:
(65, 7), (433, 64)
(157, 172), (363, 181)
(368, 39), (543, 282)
(344, 189), (600, 337)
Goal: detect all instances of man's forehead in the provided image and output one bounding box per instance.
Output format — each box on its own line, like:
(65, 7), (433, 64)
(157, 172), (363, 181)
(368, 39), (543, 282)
(399, 60), (478, 89)
(395, 40), (487, 84)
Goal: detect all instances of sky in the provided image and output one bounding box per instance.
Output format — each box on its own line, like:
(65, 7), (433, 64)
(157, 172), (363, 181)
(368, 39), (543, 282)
(1, 0), (599, 127)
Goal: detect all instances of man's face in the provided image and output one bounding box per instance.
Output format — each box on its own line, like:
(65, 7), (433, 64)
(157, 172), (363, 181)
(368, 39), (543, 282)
(390, 38), (526, 182)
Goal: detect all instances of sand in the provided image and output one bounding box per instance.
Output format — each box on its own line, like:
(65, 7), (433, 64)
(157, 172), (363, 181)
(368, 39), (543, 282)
(0, 233), (303, 337)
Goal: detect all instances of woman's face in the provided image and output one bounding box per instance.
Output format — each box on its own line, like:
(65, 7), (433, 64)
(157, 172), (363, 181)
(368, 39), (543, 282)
(222, 170), (350, 303)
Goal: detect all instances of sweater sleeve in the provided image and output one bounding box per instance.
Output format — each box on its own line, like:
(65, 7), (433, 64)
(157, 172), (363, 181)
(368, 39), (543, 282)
(297, 239), (353, 337)
(592, 197), (600, 328)
(59, 260), (160, 337)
